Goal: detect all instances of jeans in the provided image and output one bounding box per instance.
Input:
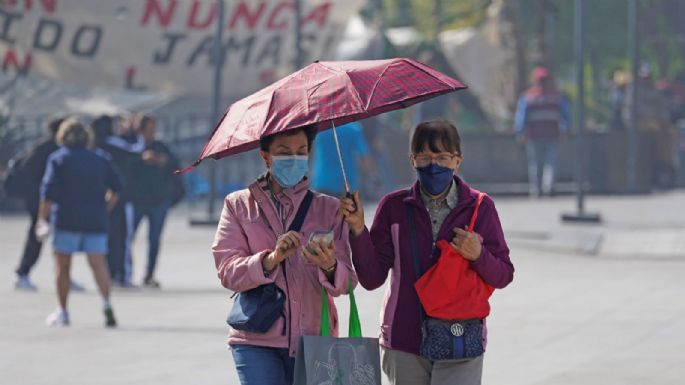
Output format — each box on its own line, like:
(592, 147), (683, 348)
(133, 202), (169, 279)
(526, 140), (559, 196)
(16, 202), (43, 276)
(230, 344), (295, 385)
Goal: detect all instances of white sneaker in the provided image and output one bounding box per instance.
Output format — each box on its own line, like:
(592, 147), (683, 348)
(15, 275), (37, 291)
(46, 309), (70, 327)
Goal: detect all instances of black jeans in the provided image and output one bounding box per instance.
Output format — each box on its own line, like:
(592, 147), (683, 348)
(133, 201), (170, 279)
(107, 200), (127, 282)
(15, 202), (43, 276)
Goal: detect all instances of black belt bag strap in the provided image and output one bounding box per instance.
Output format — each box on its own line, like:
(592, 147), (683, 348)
(227, 190), (314, 334)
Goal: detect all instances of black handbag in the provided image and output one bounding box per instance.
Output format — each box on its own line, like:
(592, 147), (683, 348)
(227, 190), (314, 334)
(406, 199), (485, 361)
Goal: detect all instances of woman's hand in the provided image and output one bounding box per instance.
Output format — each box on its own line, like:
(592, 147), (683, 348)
(263, 231), (301, 271)
(340, 192), (365, 237)
(301, 240), (337, 271)
(451, 226), (482, 261)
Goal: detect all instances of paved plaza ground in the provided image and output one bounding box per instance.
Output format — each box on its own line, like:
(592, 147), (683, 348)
(1, 191), (684, 385)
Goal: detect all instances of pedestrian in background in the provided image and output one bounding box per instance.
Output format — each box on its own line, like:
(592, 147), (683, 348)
(624, 64), (677, 189)
(38, 118), (121, 327)
(7, 117), (62, 291)
(609, 70), (629, 131)
(341, 119), (514, 385)
(129, 115), (184, 288)
(515, 66), (571, 197)
(310, 121), (374, 197)
(92, 114), (143, 287)
(6, 117), (85, 292)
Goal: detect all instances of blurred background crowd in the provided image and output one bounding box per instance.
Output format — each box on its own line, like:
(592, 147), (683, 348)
(1, 0), (685, 285)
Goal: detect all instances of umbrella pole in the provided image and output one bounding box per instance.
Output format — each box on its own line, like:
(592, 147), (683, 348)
(331, 122), (358, 212)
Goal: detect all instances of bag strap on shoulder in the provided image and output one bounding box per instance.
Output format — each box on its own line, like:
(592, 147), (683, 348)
(406, 200), (425, 321)
(468, 192), (487, 232)
(288, 190), (314, 232)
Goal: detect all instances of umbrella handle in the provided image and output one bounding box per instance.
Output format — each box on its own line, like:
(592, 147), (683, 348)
(346, 191), (358, 213)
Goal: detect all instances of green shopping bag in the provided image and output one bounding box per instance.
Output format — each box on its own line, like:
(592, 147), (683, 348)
(293, 280), (381, 385)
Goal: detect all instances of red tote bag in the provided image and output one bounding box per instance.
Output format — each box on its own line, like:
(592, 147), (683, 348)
(414, 193), (495, 320)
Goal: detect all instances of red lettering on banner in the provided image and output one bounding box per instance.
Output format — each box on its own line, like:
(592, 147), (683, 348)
(140, 0), (178, 28)
(4, 0), (56, 13)
(125, 65), (146, 89)
(39, 0), (56, 13)
(2, 50), (32, 74)
(187, 0), (215, 30)
(266, 2), (293, 31)
(228, 1), (266, 30)
(302, 2), (331, 27)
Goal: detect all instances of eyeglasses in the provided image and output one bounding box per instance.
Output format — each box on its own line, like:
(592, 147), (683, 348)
(413, 153), (459, 168)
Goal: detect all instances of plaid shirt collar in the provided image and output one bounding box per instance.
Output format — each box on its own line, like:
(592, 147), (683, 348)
(420, 180), (458, 211)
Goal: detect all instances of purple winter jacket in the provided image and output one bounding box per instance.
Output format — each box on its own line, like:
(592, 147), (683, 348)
(349, 176), (514, 355)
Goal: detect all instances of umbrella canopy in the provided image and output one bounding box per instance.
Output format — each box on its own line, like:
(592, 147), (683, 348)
(190, 58), (467, 167)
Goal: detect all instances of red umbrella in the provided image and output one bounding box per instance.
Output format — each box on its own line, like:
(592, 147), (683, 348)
(181, 58), (466, 194)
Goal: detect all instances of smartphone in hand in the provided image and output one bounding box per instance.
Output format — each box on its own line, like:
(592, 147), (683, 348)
(306, 230), (334, 254)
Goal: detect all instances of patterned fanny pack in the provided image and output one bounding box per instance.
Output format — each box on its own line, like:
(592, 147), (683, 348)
(419, 317), (483, 361)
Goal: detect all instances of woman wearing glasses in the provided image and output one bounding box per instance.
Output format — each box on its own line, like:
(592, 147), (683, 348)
(340, 119), (514, 385)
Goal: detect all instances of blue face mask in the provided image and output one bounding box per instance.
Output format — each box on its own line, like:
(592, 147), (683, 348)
(417, 163), (454, 195)
(270, 155), (309, 189)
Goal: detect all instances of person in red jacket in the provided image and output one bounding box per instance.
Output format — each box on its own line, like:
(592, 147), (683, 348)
(515, 66), (571, 197)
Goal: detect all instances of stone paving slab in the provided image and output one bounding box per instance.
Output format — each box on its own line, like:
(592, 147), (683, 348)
(2, 191), (685, 385)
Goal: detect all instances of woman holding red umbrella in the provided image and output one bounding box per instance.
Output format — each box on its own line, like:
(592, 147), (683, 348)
(212, 125), (357, 385)
(189, 58), (481, 385)
(340, 119), (514, 385)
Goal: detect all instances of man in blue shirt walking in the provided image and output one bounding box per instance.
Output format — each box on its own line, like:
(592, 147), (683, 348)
(310, 122), (373, 197)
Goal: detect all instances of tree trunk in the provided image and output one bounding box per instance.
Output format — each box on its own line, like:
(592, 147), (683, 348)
(509, 0), (529, 100)
(433, 0), (443, 43)
(641, 0), (669, 77)
(536, 0), (550, 68)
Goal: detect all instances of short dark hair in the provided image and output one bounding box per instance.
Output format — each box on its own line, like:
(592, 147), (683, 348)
(139, 115), (155, 130)
(411, 119), (462, 155)
(91, 115), (113, 147)
(259, 124), (318, 152)
(47, 117), (66, 138)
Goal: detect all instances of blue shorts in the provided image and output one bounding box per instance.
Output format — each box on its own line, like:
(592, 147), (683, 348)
(53, 230), (108, 255)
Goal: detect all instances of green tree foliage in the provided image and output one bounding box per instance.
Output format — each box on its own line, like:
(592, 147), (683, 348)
(370, 0), (685, 127)
(381, 0), (490, 40)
